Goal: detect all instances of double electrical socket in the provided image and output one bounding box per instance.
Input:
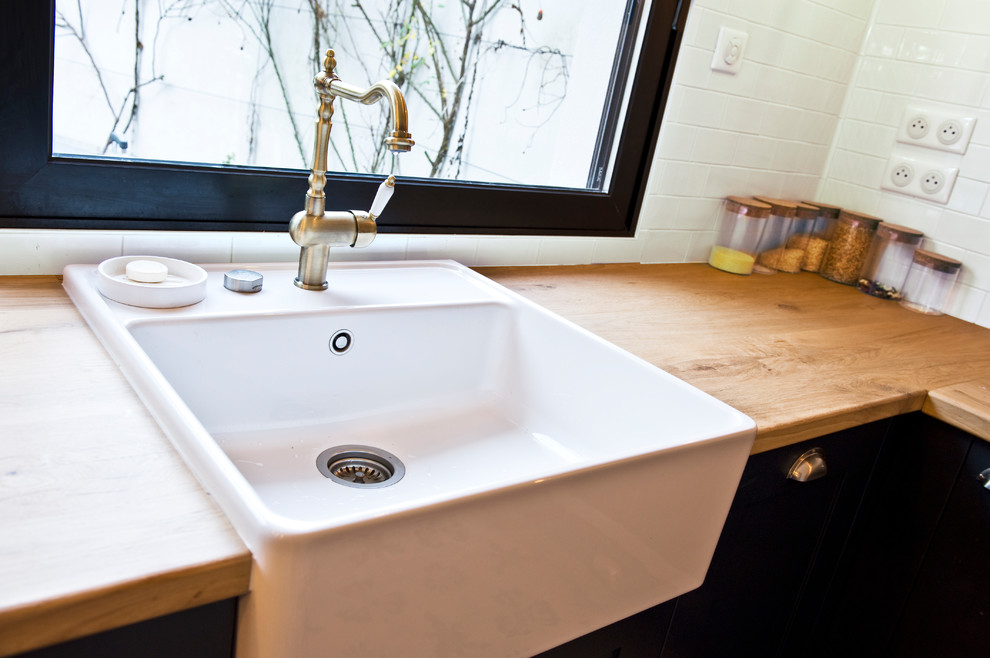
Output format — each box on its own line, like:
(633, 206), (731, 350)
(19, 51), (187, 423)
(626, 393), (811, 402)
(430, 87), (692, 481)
(881, 155), (959, 204)
(897, 106), (977, 154)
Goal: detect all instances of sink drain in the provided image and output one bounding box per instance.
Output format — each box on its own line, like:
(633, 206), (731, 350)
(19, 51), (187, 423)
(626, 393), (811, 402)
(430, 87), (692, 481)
(316, 445), (405, 489)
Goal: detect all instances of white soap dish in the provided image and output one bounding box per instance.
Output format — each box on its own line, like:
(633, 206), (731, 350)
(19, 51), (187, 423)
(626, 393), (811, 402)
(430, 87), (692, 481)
(96, 256), (208, 308)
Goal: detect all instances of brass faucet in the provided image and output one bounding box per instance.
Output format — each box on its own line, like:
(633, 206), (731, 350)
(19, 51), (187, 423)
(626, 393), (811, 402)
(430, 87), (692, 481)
(289, 49), (414, 290)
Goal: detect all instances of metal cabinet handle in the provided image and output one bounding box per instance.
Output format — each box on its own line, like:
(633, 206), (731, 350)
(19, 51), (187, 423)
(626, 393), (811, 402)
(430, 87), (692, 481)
(787, 448), (828, 482)
(979, 468), (990, 490)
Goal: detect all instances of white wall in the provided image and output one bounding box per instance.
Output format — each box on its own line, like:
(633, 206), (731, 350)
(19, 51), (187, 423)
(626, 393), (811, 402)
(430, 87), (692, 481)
(820, 0), (990, 326)
(6, 0), (990, 329)
(637, 0), (871, 262)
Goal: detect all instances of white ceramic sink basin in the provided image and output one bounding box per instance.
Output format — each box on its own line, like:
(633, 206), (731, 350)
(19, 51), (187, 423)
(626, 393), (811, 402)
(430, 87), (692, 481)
(63, 260), (755, 658)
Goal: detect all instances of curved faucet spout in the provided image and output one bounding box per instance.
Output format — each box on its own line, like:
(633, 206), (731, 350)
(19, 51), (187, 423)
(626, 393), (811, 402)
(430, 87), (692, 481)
(327, 79), (414, 152)
(305, 49), (414, 218)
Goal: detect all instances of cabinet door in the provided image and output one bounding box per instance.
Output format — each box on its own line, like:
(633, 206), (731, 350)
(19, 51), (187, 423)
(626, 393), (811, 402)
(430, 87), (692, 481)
(815, 413), (971, 657)
(13, 599), (236, 658)
(533, 602), (674, 658)
(659, 422), (887, 658)
(887, 434), (990, 657)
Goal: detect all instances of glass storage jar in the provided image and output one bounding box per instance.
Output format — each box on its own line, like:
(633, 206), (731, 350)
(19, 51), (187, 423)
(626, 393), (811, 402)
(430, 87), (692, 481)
(819, 209), (881, 285)
(857, 223), (923, 299)
(799, 201), (841, 272)
(784, 202), (823, 271)
(752, 197), (798, 274)
(708, 196), (771, 275)
(899, 249), (963, 315)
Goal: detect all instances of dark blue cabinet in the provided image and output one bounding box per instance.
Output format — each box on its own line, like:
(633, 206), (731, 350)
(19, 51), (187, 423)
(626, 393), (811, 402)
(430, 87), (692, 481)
(534, 603), (675, 658)
(820, 413), (990, 657)
(12, 599), (236, 658)
(888, 432), (990, 656)
(659, 421), (887, 658)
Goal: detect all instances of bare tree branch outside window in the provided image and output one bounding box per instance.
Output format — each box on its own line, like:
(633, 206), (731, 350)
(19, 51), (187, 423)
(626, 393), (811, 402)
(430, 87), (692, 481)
(53, 1), (621, 188)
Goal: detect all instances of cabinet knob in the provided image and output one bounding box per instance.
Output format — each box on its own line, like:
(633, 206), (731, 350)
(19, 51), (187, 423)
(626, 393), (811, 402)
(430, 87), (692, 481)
(787, 448), (828, 482)
(979, 468), (990, 490)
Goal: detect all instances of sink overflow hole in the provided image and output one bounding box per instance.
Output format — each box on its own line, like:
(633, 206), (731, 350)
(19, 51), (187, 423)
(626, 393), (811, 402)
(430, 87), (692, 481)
(316, 446), (405, 488)
(329, 330), (352, 355)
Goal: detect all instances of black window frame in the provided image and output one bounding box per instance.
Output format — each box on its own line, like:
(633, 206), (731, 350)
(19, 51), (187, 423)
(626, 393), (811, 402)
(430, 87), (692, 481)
(0, 1), (687, 236)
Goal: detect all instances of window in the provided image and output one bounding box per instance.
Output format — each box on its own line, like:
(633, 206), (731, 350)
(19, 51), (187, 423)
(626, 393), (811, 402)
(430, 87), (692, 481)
(0, 1), (687, 235)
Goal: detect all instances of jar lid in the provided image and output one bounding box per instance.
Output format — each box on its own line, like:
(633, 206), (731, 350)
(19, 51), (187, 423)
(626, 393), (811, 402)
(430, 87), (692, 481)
(725, 196), (772, 218)
(877, 222), (924, 243)
(795, 202), (819, 220)
(753, 196), (798, 217)
(802, 201), (841, 219)
(912, 248), (962, 273)
(838, 209), (882, 229)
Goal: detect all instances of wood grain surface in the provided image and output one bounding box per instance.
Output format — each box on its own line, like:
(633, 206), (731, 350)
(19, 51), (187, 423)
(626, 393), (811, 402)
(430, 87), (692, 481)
(0, 276), (251, 656)
(923, 379), (990, 441)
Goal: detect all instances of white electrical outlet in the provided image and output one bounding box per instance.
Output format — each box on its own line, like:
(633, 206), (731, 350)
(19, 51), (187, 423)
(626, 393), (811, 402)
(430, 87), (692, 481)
(906, 114), (929, 140)
(897, 106), (977, 154)
(936, 119), (964, 146)
(890, 162), (914, 187)
(919, 169), (946, 195)
(881, 156), (958, 204)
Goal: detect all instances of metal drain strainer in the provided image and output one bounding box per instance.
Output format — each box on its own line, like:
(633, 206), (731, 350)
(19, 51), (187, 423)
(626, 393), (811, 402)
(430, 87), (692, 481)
(316, 445), (405, 489)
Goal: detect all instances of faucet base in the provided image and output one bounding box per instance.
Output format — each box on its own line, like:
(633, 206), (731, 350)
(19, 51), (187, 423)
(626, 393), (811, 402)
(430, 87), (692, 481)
(294, 278), (328, 291)
(294, 244), (331, 291)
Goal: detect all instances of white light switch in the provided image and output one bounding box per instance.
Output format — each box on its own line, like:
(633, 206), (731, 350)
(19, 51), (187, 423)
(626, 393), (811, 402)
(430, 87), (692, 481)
(711, 27), (748, 74)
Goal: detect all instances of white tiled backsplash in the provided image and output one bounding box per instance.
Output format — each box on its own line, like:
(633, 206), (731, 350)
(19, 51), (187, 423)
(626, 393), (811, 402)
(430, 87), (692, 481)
(4, 0), (990, 328)
(822, 0), (990, 327)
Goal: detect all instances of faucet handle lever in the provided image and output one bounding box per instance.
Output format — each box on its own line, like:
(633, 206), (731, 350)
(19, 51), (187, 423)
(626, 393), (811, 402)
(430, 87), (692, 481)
(369, 175), (396, 218)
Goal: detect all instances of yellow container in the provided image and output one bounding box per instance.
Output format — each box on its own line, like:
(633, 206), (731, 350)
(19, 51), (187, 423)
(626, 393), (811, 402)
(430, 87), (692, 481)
(709, 245), (756, 274)
(708, 197), (771, 275)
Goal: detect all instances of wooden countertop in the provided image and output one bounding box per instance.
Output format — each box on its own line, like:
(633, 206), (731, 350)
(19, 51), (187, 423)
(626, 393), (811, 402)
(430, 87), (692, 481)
(0, 276), (251, 656)
(3, 263), (990, 655)
(923, 379), (990, 442)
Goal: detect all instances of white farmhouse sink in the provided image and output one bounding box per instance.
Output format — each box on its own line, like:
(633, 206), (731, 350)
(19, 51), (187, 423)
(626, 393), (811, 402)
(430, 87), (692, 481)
(63, 260), (755, 658)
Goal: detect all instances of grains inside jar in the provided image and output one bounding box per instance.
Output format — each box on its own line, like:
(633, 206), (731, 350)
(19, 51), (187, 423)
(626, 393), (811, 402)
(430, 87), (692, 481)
(819, 210), (881, 285)
(787, 234), (829, 272)
(757, 247), (804, 273)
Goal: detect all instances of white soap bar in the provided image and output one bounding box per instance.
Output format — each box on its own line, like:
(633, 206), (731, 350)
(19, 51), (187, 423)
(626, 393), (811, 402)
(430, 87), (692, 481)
(125, 259), (169, 283)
